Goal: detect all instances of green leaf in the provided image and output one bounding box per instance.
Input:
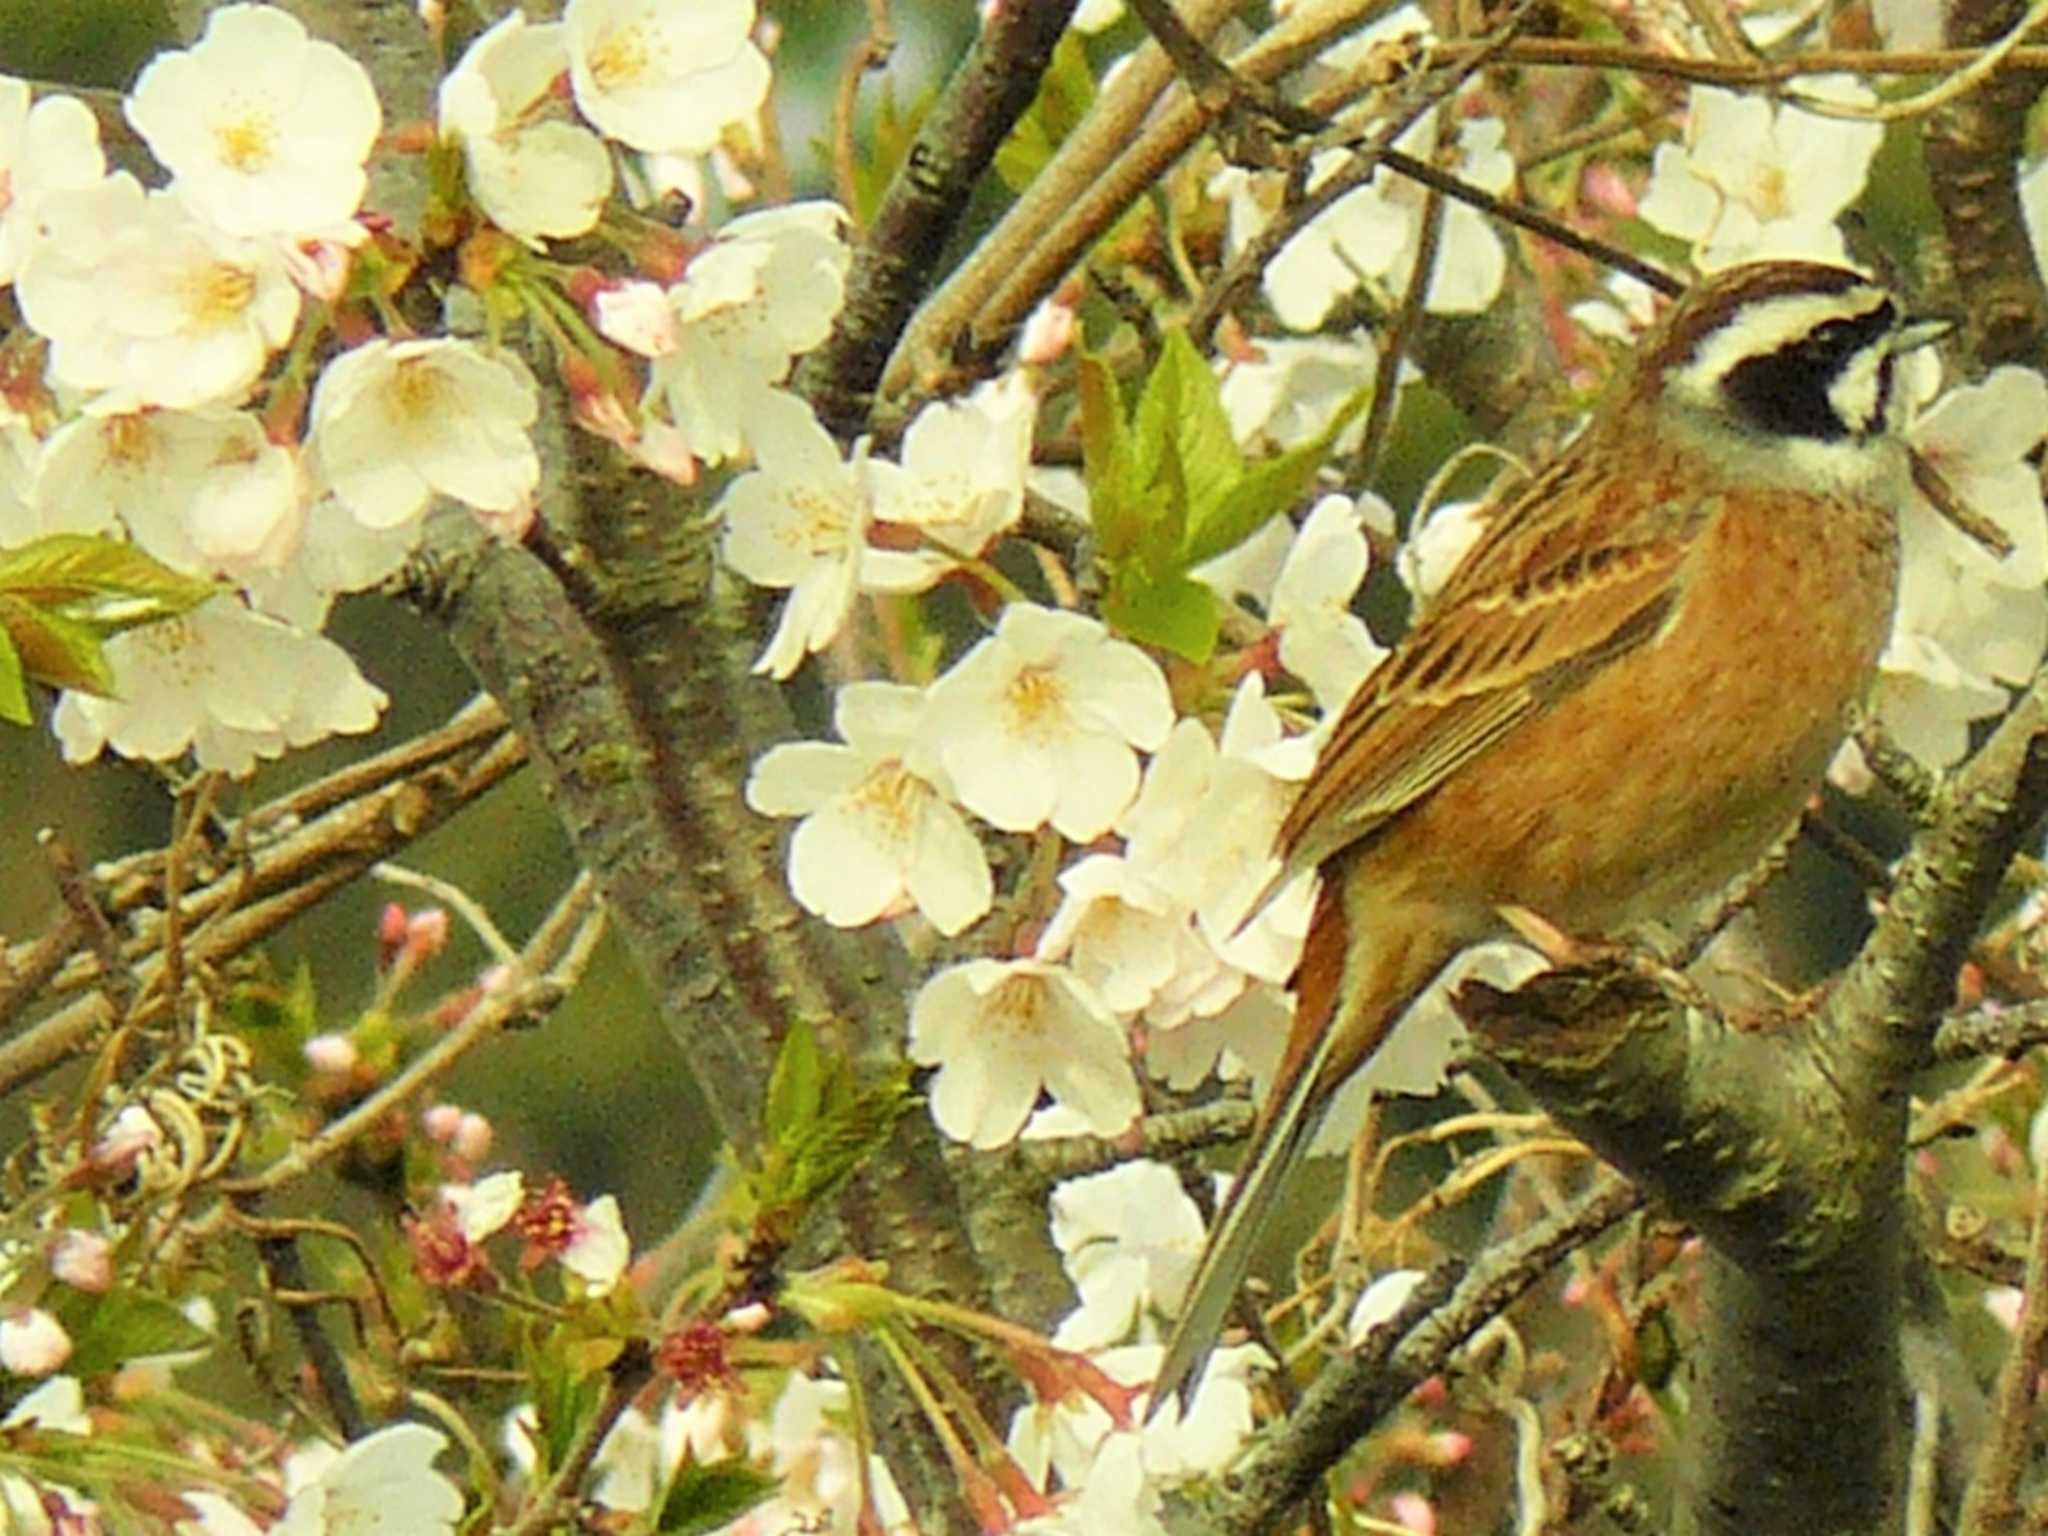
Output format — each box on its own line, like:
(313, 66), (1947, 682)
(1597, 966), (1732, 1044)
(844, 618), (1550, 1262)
(1102, 565), (1219, 662)
(774, 1065), (916, 1212)
(53, 1289), (212, 1378)
(527, 1329), (608, 1473)
(0, 533), (219, 627)
(1078, 354), (1140, 563)
(1133, 329), (1242, 529)
(993, 30), (1096, 193)
(0, 595), (114, 697)
(1184, 379), (1375, 567)
(764, 1019), (825, 1149)
(848, 79), (934, 227)
(0, 618), (27, 725)
(659, 1457), (781, 1535)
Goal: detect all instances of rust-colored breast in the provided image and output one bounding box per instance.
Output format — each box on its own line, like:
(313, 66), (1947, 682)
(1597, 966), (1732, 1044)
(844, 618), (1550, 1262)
(1357, 472), (1898, 930)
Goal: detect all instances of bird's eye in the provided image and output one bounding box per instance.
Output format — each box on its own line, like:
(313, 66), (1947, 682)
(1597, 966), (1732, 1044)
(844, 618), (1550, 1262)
(1719, 301), (1898, 441)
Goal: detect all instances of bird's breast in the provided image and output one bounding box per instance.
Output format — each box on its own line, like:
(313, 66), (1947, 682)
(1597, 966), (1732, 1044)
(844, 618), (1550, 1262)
(1359, 483), (1898, 931)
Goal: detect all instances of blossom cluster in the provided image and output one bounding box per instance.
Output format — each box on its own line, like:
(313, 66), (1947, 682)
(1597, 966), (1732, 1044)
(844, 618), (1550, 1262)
(10, 0), (2048, 1532)
(0, 0), (778, 776)
(712, 4), (2048, 1526)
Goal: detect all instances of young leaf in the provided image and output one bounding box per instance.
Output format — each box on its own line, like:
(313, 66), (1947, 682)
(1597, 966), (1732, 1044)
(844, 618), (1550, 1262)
(51, 1288), (213, 1378)
(1133, 328), (1242, 525)
(659, 1457), (781, 1535)
(993, 29), (1096, 193)
(1184, 379), (1375, 566)
(764, 1018), (825, 1148)
(1078, 354), (1140, 563)
(0, 619), (28, 725)
(0, 594), (115, 697)
(0, 533), (218, 628)
(1103, 564), (1219, 662)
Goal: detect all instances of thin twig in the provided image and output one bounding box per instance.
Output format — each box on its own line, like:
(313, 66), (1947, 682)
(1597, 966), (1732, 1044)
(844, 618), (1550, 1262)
(830, 0), (896, 230)
(1958, 1121), (2048, 1534)
(221, 874), (603, 1196)
(497, 1343), (655, 1536)
(1783, 0), (2048, 121)
(1200, 1170), (1641, 1531)
(1351, 158), (1445, 487)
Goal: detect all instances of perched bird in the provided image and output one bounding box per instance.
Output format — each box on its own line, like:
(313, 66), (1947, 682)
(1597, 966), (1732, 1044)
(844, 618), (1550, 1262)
(1153, 259), (1959, 1408)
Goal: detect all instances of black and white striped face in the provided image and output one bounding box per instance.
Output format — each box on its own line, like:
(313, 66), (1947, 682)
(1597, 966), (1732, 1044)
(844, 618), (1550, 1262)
(1654, 260), (1941, 444)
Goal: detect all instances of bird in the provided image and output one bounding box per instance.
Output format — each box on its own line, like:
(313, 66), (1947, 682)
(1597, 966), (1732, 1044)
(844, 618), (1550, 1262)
(1151, 258), (1963, 1410)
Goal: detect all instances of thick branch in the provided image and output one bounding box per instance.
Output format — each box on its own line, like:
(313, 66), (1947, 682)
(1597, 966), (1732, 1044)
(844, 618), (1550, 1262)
(796, 0), (1079, 435)
(1924, 0), (2048, 373)
(411, 431), (1001, 1530)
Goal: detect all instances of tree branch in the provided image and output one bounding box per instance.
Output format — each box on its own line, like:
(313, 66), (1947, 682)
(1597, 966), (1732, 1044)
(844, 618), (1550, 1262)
(797, 0), (1079, 436)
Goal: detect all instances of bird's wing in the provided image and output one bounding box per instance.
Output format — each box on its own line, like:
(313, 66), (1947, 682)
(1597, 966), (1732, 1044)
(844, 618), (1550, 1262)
(1280, 473), (1712, 877)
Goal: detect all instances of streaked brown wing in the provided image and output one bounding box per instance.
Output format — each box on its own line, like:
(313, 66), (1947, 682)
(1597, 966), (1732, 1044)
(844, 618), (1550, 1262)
(1279, 474), (1706, 877)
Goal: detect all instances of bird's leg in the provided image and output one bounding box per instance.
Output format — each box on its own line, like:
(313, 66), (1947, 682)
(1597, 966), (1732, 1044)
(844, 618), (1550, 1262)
(1496, 903), (1712, 1011)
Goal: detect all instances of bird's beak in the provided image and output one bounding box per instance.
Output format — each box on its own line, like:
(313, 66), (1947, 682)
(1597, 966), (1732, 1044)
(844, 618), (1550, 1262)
(1890, 317), (1955, 356)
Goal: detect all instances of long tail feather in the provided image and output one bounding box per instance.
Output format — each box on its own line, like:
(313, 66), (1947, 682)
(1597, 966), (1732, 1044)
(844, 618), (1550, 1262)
(1150, 1008), (1343, 1411)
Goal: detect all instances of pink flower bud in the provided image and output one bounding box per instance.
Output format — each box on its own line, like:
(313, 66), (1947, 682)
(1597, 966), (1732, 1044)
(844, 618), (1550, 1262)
(304, 1034), (360, 1075)
(422, 1103), (463, 1142)
(0, 1308), (73, 1376)
(405, 908), (451, 961)
(90, 1106), (162, 1174)
(595, 281), (680, 358)
(452, 1113), (494, 1162)
(50, 1231), (113, 1294)
(1389, 1491), (1436, 1535)
(1018, 299), (1078, 366)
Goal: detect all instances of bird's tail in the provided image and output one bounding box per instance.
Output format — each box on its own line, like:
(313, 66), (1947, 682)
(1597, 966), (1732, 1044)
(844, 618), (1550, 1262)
(1149, 1006), (1341, 1412)
(1150, 877), (1354, 1413)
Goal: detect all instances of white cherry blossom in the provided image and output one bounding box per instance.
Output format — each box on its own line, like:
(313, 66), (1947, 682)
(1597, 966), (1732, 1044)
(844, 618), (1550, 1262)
(1267, 494), (1389, 711)
(38, 410), (302, 584)
(562, 1194), (630, 1295)
(565, 0), (771, 156)
(309, 338), (540, 529)
(1216, 330), (1379, 454)
(922, 603), (1173, 840)
(245, 493), (423, 630)
(1144, 979), (1289, 1090)
(746, 681), (992, 936)
(126, 4), (379, 241)
(439, 12), (612, 244)
(1222, 101), (1513, 332)
(445, 1170), (526, 1241)
(1120, 676), (1313, 976)
(862, 372), (1036, 594)
(53, 597), (387, 777)
(19, 174), (298, 409)
(0, 82), (104, 285)
(1036, 854), (1187, 1015)
(1638, 76), (1882, 269)
(716, 391), (871, 679)
(652, 201), (851, 466)
(908, 958), (1140, 1148)
(269, 1424), (463, 1536)
(1008, 1340), (1268, 1499)
(1048, 1160), (1204, 1349)
(1873, 368), (2048, 769)
(1345, 1267), (1428, 1344)
(1399, 497), (1492, 603)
